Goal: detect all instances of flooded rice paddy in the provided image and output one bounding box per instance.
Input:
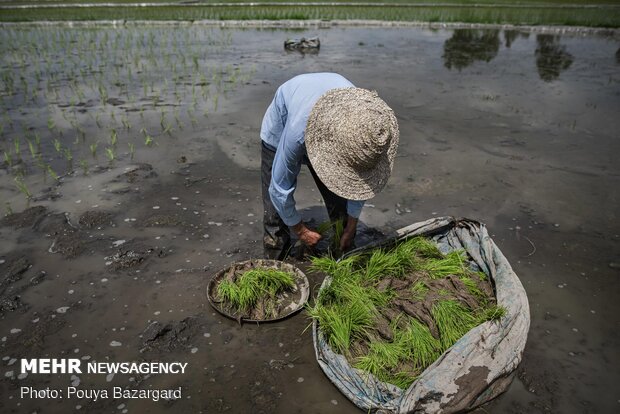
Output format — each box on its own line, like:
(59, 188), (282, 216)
(0, 25), (619, 413)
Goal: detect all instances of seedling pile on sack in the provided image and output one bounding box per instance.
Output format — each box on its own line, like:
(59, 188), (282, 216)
(307, 237), (505, 389)
(216, 265), (297, 320)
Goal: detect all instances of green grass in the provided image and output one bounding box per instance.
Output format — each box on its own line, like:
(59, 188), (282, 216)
(0, 4), (618, 27)
(216, 268), (295, 315)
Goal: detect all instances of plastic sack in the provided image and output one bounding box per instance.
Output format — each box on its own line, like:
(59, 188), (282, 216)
(312, 217), (530, 413)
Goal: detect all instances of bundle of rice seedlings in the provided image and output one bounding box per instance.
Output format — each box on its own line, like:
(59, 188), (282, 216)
(309, 235), (506, 389)
(411, 281), (429, 300)
(308, 299), (374, 354)
(216, 268), (295, 314)
(420, 250), (467, 279)
(431, 300), (478, 350)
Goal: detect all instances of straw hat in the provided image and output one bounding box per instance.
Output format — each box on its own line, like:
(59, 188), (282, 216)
(305, 87), (399, 201)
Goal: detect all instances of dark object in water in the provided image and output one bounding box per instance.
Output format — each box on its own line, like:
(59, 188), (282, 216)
(284, 37), (320, 51)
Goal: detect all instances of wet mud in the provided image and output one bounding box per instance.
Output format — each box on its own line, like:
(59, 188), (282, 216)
(0, 26), (619, 413)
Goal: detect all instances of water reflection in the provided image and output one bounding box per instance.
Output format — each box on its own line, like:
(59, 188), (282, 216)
(442, 29), (576, 82)
(535, 34), (574, 82)
(442, 29), (500, 70)
(503, 30), (529, 48)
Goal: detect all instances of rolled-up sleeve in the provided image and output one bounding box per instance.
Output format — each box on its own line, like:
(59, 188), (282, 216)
(347, 200), (365, 218)
(269, 129), (304, 226)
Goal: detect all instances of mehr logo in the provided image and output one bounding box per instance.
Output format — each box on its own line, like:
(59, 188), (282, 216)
(21, 359), (82, 374)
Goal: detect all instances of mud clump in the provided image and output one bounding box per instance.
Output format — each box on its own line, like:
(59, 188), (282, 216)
(35, 212), (111, 258)
(0, 255), (32, 312)
(115, 163), (157, 184)
(19, 313), (67, 350)
(0, 295), (24, 312)
(78, 210), (115, 229)
(1, 257), (31, 289)
(0, 253), (47, 314)
(140, 316), (205, 353)
(142, 214), (181, 227)
(37, 212), (87, 258)
(0, 205), (48, 228)
(104, 243), (165, 271)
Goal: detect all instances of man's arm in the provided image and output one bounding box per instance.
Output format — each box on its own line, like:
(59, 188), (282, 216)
(268, 131), (322, 247)
(260, 86), (287, 145)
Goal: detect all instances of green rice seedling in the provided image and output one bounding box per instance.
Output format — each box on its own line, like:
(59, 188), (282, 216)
(159, 110), (166, 130)
(365, 340), (403, 370)
(105, 147), (115, 163)
(354, 352), (389, 382)
(79, 159), (88, 175)
(364, 248), (406, 280)
(411, 281), (429, 300)
(5, 202), (13, 216)
(110, 129), (118, 146)
(309, 300), (373, 355)
(438, 288), (451, 297)
(14, 176), (32, 199)
(121, 114), (131, 130)
(431, 300), (478, 350)
(459, 276), (485, 302)
(476, 305), (506, 323)
(310, 255), (360, 284)
(317, 219), (345, 256)
(420, 250), (467, 279)
(13, 138), (20, 158)
(144, 134), (153, 147)
(3, 151), (12, 167)
(400, 236), (443, 259)
(389, 372), (418, 390)
(397, 318), (441, 370)
(47, 165), (59, 181)
(26, 138), (37, 159)
(128, 143), (135, 160)
(63, 148), (73, 168)
(47, 117), (55, 132)
(53, 139), (61, 153)
(163, 122), (173, 136)
(216, 268), (296, 316)
(90, 142), (98, 158)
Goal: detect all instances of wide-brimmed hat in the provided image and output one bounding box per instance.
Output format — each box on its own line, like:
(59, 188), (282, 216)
(305, 87), (399, 201)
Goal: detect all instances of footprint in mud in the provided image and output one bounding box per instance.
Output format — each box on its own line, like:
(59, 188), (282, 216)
(0, 253), (48, 314)
(114, 163), (157, 184)
(0, 205), (47, 228)
(78, 210), (115, 229)
(249, 363), (282, 414)
(139, 315), (208, 353)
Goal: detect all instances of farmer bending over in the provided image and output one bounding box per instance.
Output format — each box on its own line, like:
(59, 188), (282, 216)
(260, 72), (399, 260)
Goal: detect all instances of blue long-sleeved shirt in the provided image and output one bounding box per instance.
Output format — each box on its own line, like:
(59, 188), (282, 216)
(260, 73), (365, 226)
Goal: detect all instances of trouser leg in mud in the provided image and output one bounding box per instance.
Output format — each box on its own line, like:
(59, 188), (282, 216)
(261, 142), (291, 260)
(261, 141), (348, 260)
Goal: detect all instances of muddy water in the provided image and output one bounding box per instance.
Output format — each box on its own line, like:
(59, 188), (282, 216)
(1, 26), (619, 413)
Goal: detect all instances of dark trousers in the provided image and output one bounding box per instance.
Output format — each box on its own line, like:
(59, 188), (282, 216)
(261, 141), (347, 260)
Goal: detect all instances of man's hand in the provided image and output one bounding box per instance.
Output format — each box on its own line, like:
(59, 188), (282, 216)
(339, 216), (358, 252)
(292, 221), (322, 247)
